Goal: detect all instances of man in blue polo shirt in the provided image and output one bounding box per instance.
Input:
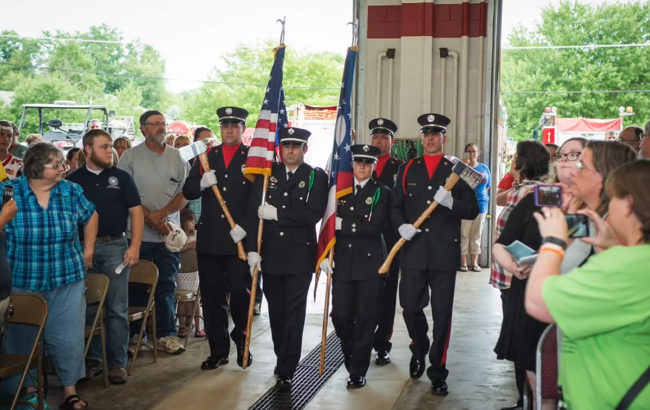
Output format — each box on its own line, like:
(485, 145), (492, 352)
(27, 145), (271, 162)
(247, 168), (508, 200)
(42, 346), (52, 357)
(68, 129), (143, 385)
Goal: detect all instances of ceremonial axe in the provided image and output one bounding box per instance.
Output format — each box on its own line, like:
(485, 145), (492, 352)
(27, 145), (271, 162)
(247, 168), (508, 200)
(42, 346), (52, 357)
(378, 159), (483, 274)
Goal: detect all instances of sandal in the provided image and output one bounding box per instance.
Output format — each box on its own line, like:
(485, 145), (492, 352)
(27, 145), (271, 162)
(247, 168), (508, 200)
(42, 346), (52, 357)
(177, 327), (188, 338)
(60, 394), (88, 410)
(459, 266), (468, 272)
(471, 265), (482, 272)
(195, 329), (206, 337)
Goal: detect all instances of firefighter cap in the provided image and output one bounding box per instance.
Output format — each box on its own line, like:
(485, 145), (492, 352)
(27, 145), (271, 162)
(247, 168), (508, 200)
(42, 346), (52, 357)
(279, 127), (311, 145)
(216, 106), (248, 124)
(417, 113), (450, 134)
(369, 118), (398, 137)
(351, 144), (381, 164)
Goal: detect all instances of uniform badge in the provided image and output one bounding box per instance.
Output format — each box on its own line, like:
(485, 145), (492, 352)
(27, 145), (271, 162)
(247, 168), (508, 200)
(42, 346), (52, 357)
(241, 164), (246, 174)
(298, 181), (305, 188)
(365, 197), (372, 205)
(363, 145), (369, 152)
(377, 119), (384, 126)
(427, 114), (435, 123)
(225, 107), (232, 115)
(288, 128), (295, 135)
(270, 176), (278, 183)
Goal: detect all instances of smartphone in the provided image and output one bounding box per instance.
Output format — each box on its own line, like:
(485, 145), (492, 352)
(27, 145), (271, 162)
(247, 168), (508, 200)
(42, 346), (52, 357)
(2, 185), (13, 206)
(534, 184), (562, 207)
(566, 214), (589, 238)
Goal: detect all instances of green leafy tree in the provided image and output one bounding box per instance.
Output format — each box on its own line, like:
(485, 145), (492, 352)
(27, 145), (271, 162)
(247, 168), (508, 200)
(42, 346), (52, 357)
(501, 1), (650, 141)
(180, 41), (344, 131)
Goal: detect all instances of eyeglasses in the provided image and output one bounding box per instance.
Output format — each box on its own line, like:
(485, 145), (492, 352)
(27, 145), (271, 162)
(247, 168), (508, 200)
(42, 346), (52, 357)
(556, 151), (581, 162)
(44, 160), (69, 171)
(466, 150), (478, 154)
(144, 122), (166, 127)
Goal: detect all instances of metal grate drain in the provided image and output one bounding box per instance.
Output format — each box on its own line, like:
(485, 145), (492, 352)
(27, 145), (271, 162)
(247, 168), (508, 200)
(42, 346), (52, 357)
(249, 332), (345, 410)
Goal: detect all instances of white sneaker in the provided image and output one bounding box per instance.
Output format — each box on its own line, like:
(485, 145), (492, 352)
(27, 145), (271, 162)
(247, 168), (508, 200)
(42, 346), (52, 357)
(157, 336), (185, 355)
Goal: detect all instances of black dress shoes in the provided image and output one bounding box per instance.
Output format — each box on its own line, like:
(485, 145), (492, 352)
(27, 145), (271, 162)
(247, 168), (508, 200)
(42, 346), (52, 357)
(236, 345), (252, 368)
(375, 350), (391, 365)
(409, 355), (425, 379)
(200, 356), (228, 370)
(431, 379), (449, 396)
(276, 375), (292, 392)
(346, 374), (366, 389)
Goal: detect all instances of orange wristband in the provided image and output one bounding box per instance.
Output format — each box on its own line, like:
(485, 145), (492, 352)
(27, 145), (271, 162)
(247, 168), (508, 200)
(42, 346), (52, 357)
(540, 247), (564, 258)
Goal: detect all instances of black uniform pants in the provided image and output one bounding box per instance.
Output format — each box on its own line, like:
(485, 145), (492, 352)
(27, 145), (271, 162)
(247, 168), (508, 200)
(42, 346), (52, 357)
(262, 272), (312, 377)
(331, 278), (382, 377)
(197, 253), (249, 358)
(373, 261), (399, 353)
(399, 268), (456, 382)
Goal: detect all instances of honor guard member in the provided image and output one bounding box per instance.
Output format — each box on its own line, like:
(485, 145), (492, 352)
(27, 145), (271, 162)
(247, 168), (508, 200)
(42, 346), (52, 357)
(182, 106), (253, 371)
(368, 117), (403, 366)
(246, 127), (328, 391)
(392, 113), (478, 395)
(320, 144), (391, 389)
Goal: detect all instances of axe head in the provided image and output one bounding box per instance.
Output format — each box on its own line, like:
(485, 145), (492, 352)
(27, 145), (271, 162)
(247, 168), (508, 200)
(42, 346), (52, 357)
(177, 138), (215, 162)
(451, 160), (484, 190)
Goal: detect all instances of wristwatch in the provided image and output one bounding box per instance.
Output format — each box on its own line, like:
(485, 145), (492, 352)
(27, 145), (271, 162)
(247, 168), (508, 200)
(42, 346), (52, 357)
(542, 236), (567, 250)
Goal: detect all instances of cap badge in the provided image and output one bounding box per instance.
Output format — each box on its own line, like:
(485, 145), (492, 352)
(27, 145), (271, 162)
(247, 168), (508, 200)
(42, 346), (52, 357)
(225, 107), (232, 115)
(288, 128), (295, 135)
(427, 114), (435, 123)
(363, 145), (369, 152)
(377, 119), (384, 126)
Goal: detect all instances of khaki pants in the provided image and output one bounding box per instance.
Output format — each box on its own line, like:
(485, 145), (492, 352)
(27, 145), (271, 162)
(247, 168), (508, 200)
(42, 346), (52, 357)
(460, 213), (487, 256)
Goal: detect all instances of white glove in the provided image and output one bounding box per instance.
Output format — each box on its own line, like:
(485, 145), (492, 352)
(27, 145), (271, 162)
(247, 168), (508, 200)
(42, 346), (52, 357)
(257, 203), (278, 221)
(200, 170), (217, 191)
(247, 252), (261, 276)
(319, 259), (333, 275)
(398, 223), (420, 241)
(335, 217), (342, 230)
(434, 186), (454, 210)
(229, 224), (246, 243)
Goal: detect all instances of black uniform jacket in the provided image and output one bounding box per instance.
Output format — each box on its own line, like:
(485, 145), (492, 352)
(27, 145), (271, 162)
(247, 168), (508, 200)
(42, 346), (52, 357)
(373, 156), (403, 258)
(182, 144), (252, 255)
(391, 156), (479, 271)
(247, 162), (328, 275)
(334, 178), (390, 282)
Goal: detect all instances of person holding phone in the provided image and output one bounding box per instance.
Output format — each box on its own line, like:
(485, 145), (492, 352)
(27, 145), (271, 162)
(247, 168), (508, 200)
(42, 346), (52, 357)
(525, 160), (650, 409)
(459, 143), (491, 272)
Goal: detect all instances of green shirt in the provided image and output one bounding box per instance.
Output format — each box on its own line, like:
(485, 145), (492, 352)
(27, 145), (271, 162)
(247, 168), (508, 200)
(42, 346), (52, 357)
(543, 245), (650, 409)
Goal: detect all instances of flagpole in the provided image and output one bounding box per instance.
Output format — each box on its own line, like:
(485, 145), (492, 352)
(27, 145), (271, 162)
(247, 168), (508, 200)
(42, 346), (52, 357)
(242, 19), (287, 368)
(318, 250), (334, 375)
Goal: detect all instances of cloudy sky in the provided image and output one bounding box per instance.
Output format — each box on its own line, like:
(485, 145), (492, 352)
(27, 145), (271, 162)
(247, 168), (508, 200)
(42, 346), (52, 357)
(4, 0), (612, 93)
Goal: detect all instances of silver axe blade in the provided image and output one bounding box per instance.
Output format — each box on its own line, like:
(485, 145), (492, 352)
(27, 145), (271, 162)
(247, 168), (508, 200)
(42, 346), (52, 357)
(451, 160), (484, 189)
(177, 138), (215, 162)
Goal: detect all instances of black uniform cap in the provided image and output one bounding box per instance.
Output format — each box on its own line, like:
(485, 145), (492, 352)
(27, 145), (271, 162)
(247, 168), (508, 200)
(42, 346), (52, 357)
(417, 113), (451, 134)
(279, 127), (311, 144)
(216, 106), (248, 124)
(368, 118), (398, 136)
(351, 144), (381, 164)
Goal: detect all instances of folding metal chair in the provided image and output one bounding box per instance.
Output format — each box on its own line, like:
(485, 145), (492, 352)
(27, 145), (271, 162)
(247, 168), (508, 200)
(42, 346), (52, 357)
(0, 293), (48, 410)
(84, 273), (110, 387)
(127, 260), (158, 376)
(536, 324), (559, 409)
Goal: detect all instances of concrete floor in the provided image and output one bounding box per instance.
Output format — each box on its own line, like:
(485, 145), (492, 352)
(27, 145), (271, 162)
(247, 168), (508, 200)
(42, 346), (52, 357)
(49, 269), (517, 409)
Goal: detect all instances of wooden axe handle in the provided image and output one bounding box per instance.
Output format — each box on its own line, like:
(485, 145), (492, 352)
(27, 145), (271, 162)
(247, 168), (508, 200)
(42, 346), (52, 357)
(198, 153), (247, 261)
(378, 173), (460, 274)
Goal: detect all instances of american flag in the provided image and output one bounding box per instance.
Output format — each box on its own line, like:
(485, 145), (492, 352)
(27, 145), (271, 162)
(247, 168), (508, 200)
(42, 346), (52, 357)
(315, 47), (358, 273)
(244, 45), (288, 181)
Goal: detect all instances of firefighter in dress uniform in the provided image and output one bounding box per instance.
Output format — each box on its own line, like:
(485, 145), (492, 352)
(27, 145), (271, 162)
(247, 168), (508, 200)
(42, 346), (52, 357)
(392, 113), (479, 395)
(367, 118), (404, 366)
(319, 143), (391, 389)
(246, 127), (328, 391)
(182, 106), (253, 371)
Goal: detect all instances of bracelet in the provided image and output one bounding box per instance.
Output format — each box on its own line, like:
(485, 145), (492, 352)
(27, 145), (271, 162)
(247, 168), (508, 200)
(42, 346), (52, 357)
(540, 247), (564, 258)
(542, 236), (567, 250)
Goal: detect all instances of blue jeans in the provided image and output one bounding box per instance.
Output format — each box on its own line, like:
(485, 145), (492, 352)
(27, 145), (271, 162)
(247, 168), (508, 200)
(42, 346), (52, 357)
(129, 242), (179, 338)
(2, 280), (86, 391)
(87, 237), (129, 369)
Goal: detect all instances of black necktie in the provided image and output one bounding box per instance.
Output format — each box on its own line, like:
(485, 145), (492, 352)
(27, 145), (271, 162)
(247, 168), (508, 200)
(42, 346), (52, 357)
(355, 184), (362, 196)
(287, 171), (293, 181)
